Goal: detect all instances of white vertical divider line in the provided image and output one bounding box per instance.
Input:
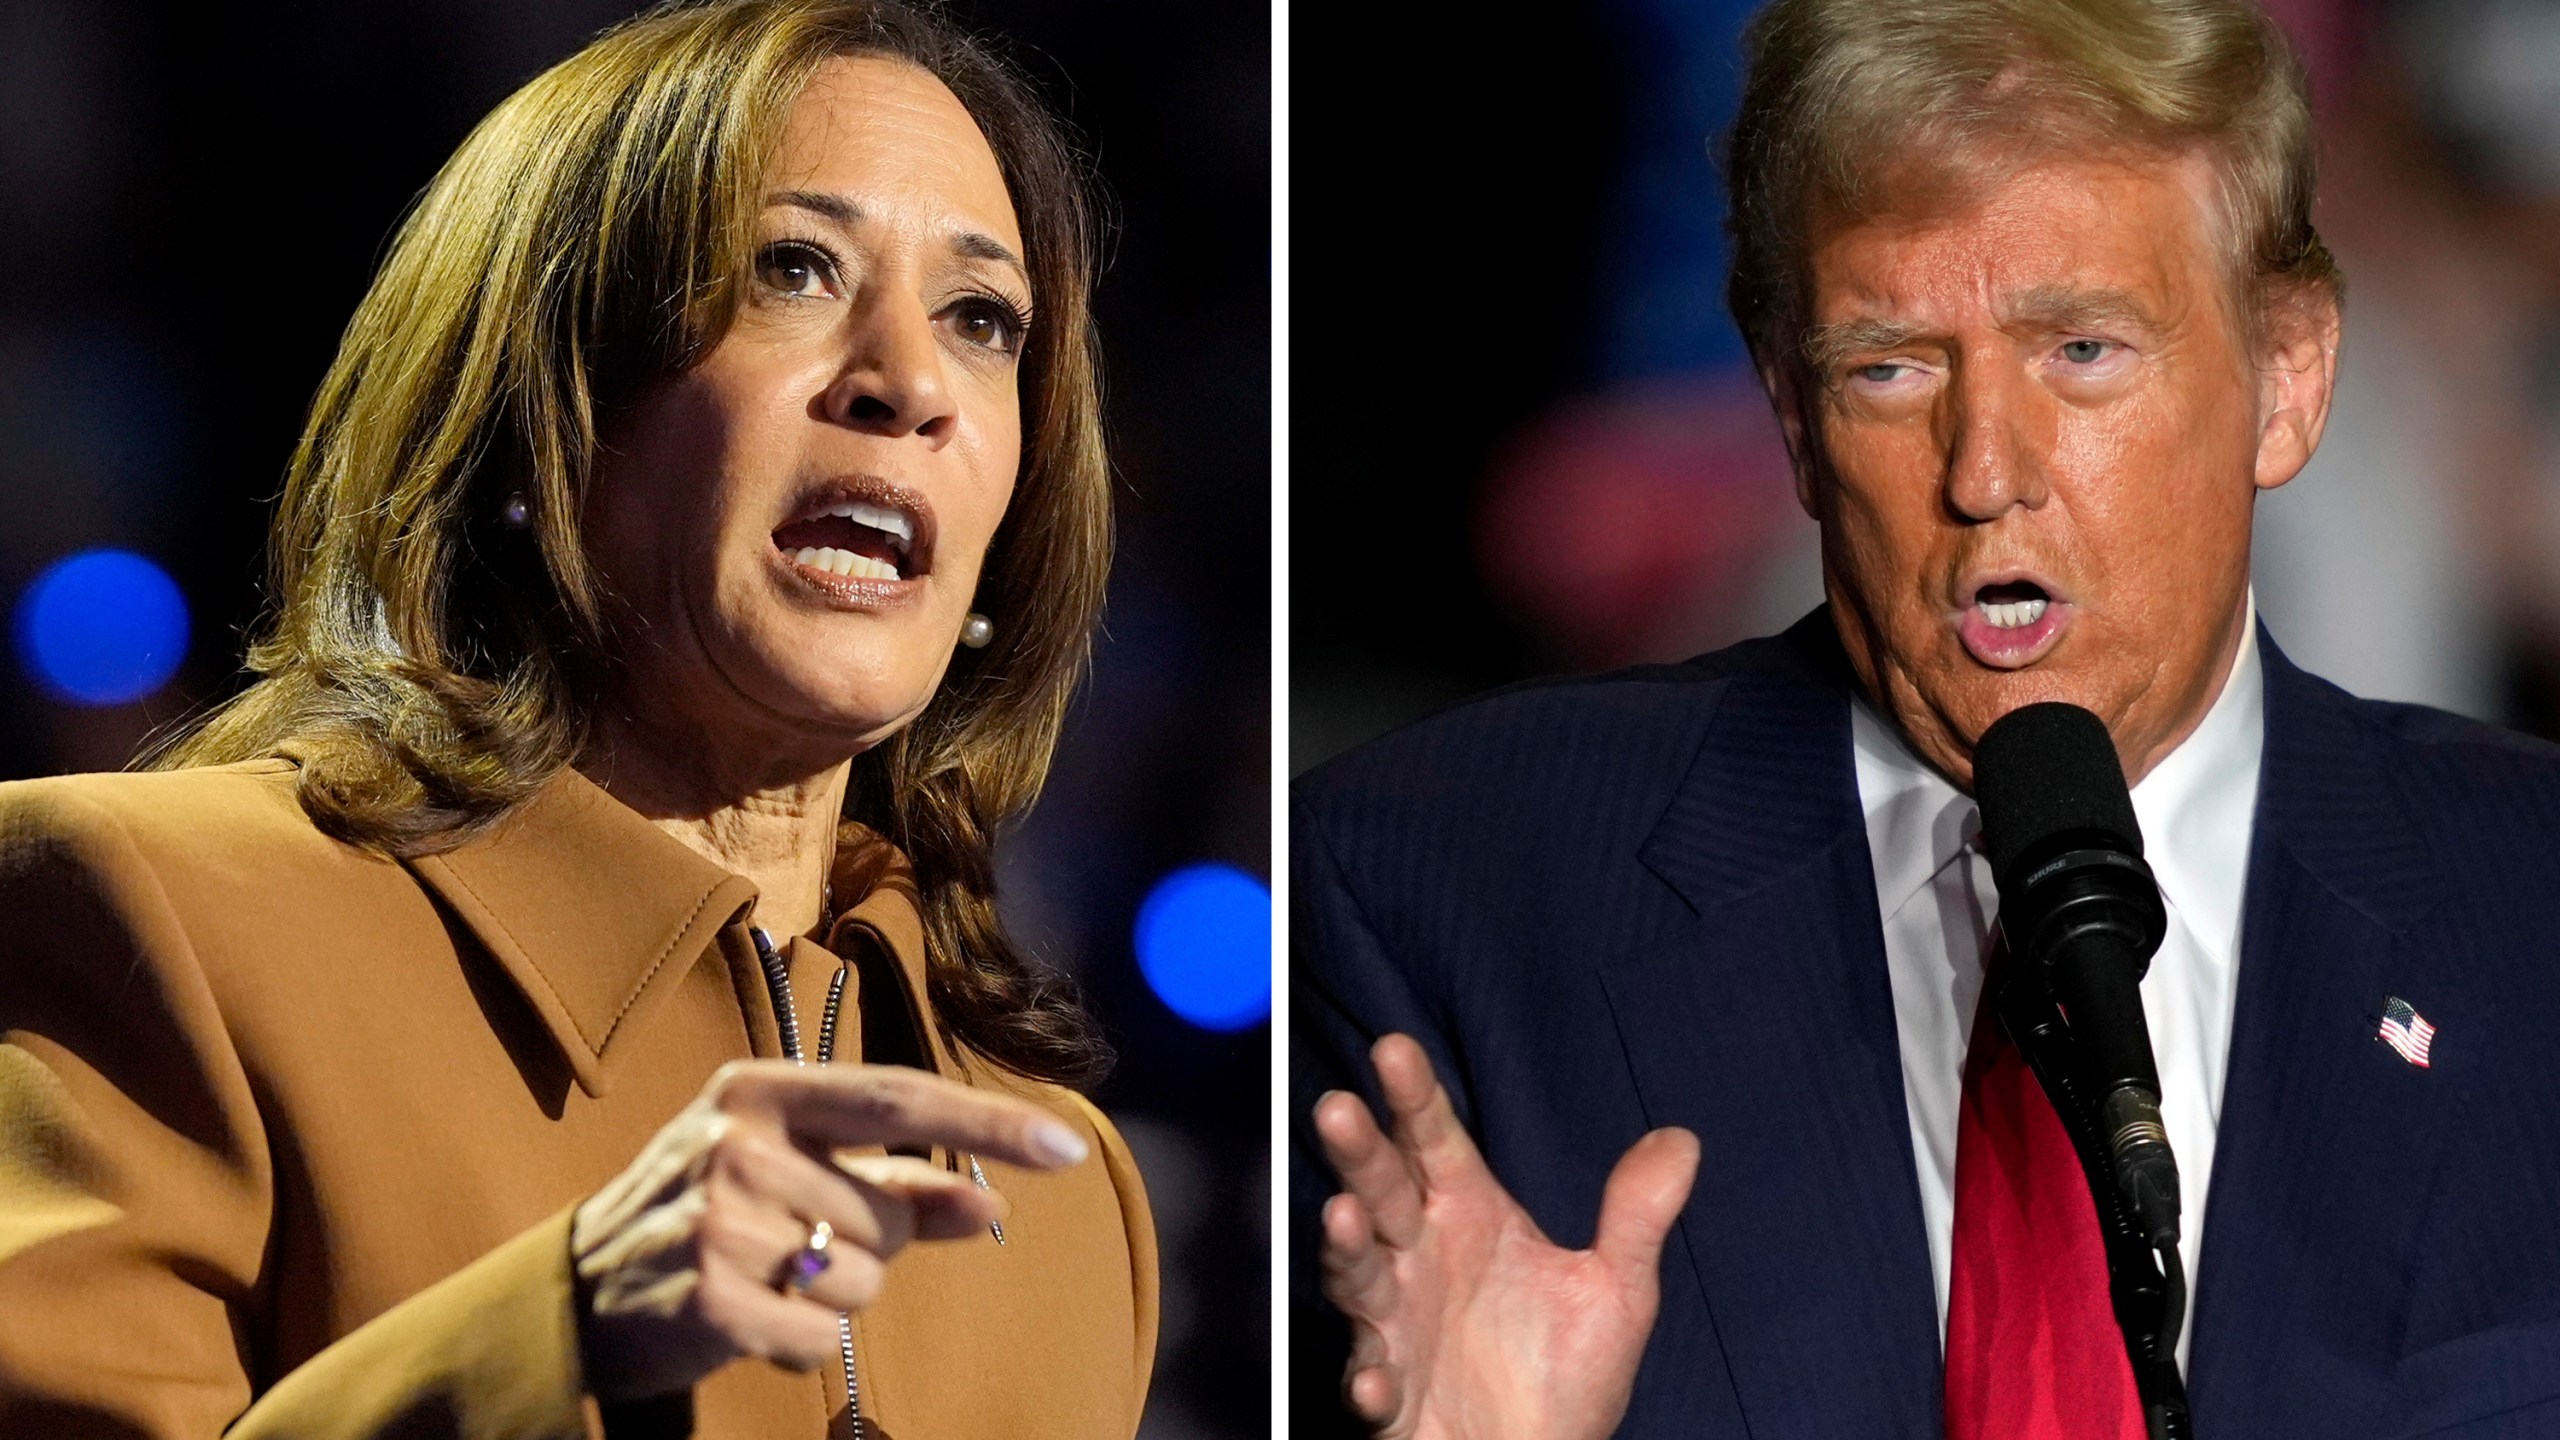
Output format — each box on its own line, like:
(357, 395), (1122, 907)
(1266, 0), (1292, 1429)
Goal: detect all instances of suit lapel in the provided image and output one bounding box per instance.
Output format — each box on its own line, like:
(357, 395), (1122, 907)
(2189, 635), (2477, 1431)
(1602, 617), (1942, 1437)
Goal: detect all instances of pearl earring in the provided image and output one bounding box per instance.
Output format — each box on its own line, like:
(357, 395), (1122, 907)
(958, 612), (995, 649)
(500, 493), (531, 529)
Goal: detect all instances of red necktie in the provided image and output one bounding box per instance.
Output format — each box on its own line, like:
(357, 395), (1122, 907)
(1943, 963), (2146, 1439)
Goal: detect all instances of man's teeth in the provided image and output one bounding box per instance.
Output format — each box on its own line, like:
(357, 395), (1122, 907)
(792, 546), (901, 581)
(1978, 597), (2050, 629)
(822, 500), (913, 547)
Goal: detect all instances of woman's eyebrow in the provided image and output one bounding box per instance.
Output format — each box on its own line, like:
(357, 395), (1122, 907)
(949, 230), (1028, 282)
(767, 189), (1026, 283)
(771, 188), (861, 226)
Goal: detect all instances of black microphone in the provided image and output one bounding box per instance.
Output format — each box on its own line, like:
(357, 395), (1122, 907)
(1972, 701), (2181, 1253)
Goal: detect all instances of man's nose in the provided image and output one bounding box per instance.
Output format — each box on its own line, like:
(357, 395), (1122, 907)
(1940, 361), (2049, 522)
(821, 294), (957, 443)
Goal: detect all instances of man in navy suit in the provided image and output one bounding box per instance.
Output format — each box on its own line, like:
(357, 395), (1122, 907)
(1292, 1), (2560, 1437)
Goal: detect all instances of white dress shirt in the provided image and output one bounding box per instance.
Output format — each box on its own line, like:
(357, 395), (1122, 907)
(1852, 605), (2265, 1373)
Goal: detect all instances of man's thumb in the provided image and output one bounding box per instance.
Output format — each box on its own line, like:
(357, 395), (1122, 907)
(1591, 1127), (1700, 1279)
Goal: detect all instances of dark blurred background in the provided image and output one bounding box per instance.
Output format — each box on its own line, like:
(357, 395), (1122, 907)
(0, 1), (1267, 1435)
(1292, 0), (2560, 776)
(1290, 0), (2560, 1428)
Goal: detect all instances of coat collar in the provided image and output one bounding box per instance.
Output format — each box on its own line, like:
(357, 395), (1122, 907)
(816, 830), (959, 1079)
(2247, 629), (2440, 939)
(384, 761), (934, 1098)
(1638, 608), (1867, 914)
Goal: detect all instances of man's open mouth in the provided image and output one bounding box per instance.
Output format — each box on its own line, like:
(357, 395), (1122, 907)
(1956, 575), (2069, 668)
(1973, 579), (2050, 630)
(773, 497), (919, 583)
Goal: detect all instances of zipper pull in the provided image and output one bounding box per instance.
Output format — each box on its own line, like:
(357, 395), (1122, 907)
(967, 1153), (1006, 1246)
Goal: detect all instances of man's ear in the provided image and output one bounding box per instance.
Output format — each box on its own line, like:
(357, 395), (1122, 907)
(2253, 284), (2342, 493)
(1764, 363), (1824, 519)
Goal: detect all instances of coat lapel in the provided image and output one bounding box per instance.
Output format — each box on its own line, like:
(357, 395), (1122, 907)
(2189, 634), (2477, 1431)
(1601, 616), (1942, 1437)
(405, 767), (759, 1098)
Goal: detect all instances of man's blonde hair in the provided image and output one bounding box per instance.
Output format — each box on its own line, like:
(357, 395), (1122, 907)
(1726, 0), (2340, 375)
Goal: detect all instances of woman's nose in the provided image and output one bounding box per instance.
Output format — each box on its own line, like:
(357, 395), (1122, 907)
(823, 294), (957, 442)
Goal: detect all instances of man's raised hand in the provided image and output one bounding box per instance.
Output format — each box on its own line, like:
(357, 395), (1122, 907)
(1312, 1034), (1700, 1440)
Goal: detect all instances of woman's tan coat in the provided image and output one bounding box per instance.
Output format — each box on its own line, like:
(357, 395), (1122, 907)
(0, 756), (1157, 1438)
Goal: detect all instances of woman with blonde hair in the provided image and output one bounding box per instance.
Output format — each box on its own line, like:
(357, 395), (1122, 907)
(0, 2), (1154, 1435)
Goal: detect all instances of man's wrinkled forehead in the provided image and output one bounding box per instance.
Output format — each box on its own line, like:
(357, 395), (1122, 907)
(1794, 146), (2234, 364)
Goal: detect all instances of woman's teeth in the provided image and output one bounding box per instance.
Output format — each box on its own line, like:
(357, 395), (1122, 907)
(793, 546), (900, 581)
(1978, 597), (2049, 629)
(824, 500), (914, 546)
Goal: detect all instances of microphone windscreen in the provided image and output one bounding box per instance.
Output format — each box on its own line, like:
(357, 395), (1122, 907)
(1972, 701), (2142, 882)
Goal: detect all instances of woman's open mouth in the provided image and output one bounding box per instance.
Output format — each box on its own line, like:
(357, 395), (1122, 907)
(1956, 578), (2070, 667)
(770, 490), (929, 591)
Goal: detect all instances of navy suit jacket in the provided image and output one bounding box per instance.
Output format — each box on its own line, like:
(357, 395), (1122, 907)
(1292, 611), (2560, 1439)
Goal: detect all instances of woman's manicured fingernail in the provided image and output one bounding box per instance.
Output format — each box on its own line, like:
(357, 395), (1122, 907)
(1031, 1121), (1089, 1165)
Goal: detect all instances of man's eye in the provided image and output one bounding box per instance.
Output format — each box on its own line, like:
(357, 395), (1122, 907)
(1856, 363), (1906, 383)
(754, 242), (836, 299)
(2060, 339), (2109, 364)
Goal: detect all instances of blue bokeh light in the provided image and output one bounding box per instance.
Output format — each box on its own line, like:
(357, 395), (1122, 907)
(13, 549), (191, 706)
(1134, 862), (1272, 1031)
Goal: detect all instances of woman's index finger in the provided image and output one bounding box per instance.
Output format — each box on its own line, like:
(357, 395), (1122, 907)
(728, 1063), (1090, 1171)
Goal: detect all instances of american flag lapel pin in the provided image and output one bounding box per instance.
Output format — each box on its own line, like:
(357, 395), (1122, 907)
(2377, 995), (2437, 1069)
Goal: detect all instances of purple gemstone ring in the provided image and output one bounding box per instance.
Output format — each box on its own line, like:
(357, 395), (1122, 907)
(782, 1218), (834, 1293)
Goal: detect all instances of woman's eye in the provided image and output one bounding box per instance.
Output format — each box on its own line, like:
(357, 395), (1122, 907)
(754, 243), (837, 299)
(948, 297), (1028, 354)
(2060, 339), (2110, 364)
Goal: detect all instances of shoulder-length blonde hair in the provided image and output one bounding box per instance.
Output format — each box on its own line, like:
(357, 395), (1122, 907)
(153, 0), (1113, 1088)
